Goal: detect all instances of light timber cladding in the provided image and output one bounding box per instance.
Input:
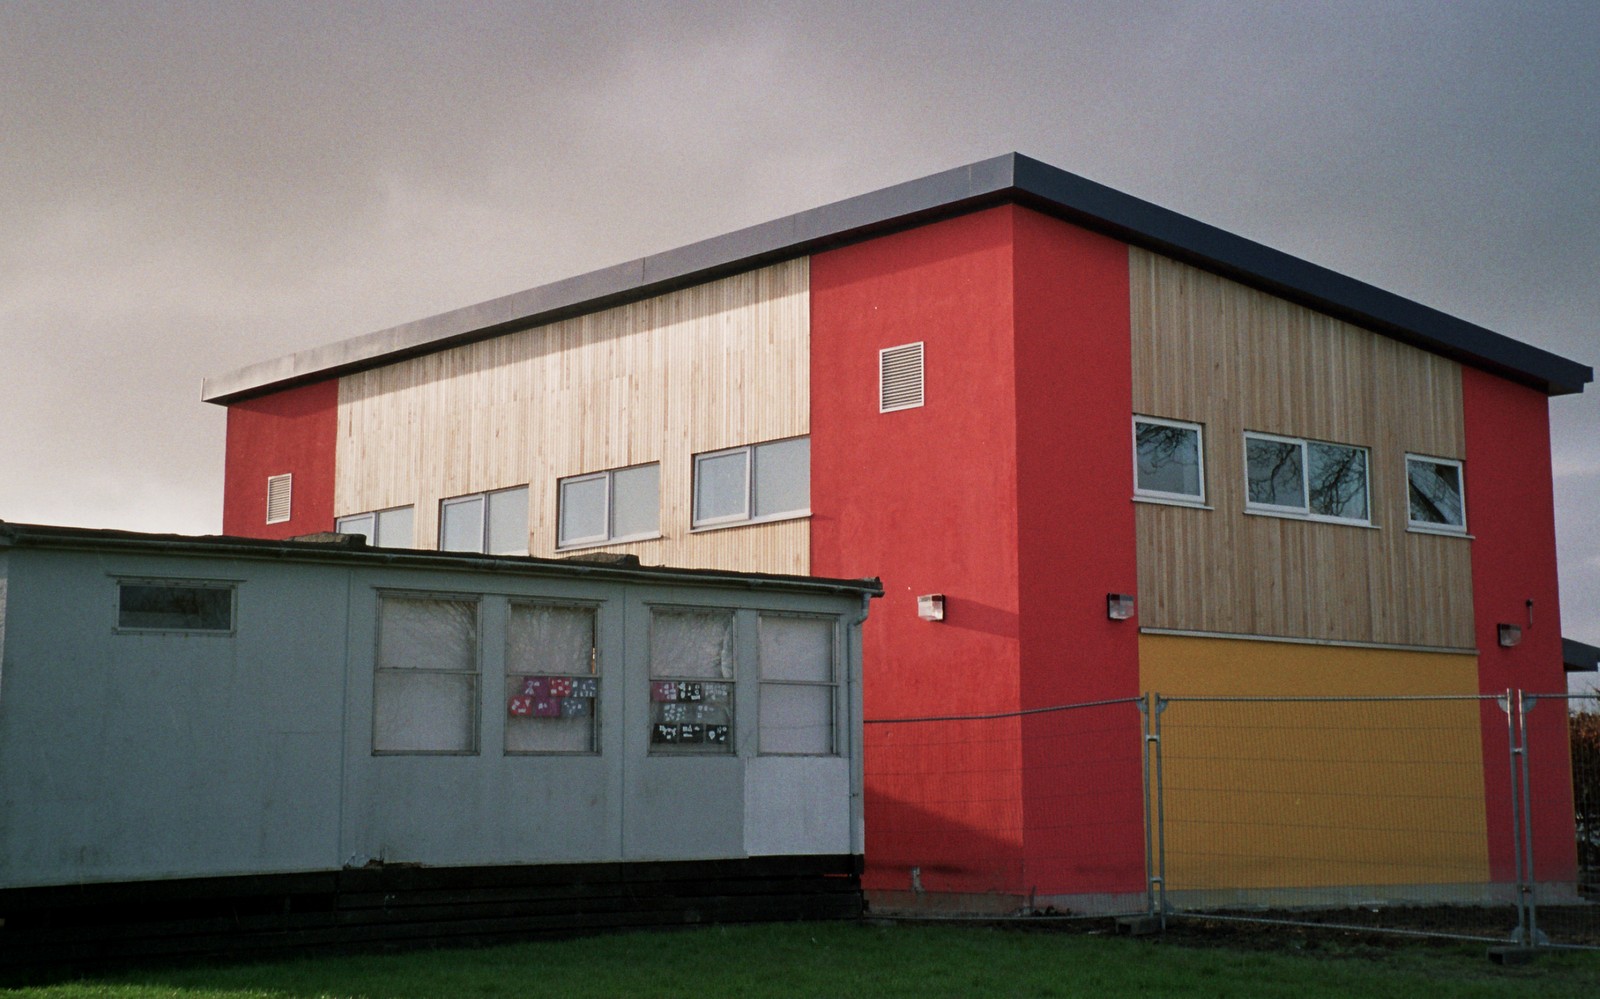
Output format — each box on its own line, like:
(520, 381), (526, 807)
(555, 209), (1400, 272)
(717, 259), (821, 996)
(1129, 248), (1474, 649)
(336, 260), (811, 573)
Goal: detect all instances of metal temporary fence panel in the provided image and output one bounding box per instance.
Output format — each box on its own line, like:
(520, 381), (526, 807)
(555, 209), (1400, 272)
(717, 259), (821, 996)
(1520, 691), (1600, 949)
(863, 698), (1148, 916)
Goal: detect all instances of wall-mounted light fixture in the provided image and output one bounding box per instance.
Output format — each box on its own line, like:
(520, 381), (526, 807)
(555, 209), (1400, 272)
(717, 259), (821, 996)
(1498, 623), (1523, 648)
(917, 594), (945, 622)
(1107, 593), (1135, 621)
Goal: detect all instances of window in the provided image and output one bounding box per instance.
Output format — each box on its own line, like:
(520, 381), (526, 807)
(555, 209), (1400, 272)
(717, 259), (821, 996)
(440, 486), (529, 555)
(266, 474), (292, 524)
(373, 595), (479, 754)
(557, 463), (660, 549)
(1244, 432), (1370, 523)
(648, 609), (735, 754)
(1133, 417), (1205, 503)
(117, 580), (235, 633)
(336, 506), (415, 548)
(505, 603), (600, 754)
(1406, 455), (1467, 533)
(758, 615), (837, 755)
(880, 341), (925, 412)
(692, 437), (809, 529)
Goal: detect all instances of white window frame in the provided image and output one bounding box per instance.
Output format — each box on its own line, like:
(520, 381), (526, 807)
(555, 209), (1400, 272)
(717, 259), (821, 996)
(691, 437), (810, 530)
(1243, 431), (1371, 526)
(1132, 415), (1206, 505)
(336, 505), (415, 548)
(1405, 454), (1468, 535)
(265, 474), (292, 525)
(556, 463), (660, 550)
(439, 486), (529, 555)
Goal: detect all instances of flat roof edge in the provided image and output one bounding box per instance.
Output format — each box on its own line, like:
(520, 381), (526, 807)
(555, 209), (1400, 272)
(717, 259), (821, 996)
(203, 153), (1592, 404)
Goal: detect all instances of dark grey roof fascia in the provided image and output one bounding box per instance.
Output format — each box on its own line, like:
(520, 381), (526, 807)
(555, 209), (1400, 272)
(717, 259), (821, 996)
(1565, 637), (1600, 673)
(202, 153), (1592, 404)
(0, 521), (883, 598)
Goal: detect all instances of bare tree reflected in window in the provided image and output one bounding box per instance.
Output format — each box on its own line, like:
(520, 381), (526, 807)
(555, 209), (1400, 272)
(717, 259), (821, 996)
(1308, 443), (1368, 520)
(1135, 420), (1202, 499)
(1246, 437), (1303, 507)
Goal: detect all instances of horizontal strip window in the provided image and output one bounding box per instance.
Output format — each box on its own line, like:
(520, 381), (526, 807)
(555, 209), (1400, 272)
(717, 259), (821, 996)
(1244, 431), (1370, 525)
(336, 505), (415, 548)
(692, 437), (809, 530)
(116, 579), (236, 634)
(1133, 416), (1205, 504)
(558, 463), (660, 550)
(440, 486), (529, 555)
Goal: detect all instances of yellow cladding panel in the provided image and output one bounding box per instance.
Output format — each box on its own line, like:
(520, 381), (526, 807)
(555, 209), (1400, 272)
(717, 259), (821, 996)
(1141, 634), (1490, 891)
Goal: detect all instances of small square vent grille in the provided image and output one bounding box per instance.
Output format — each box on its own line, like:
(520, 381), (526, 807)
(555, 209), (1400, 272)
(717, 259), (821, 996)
(266, 474), (293, 524)
(879, 341), (924, 413)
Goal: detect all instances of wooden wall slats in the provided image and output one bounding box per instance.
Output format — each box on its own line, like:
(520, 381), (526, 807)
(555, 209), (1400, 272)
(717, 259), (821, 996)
(1129, 248), (1474, 649)
(336, 260), (810, 574)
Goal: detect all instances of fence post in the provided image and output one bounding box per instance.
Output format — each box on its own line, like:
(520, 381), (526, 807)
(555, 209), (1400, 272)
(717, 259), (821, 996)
(1517, 691), (1543, 946)
(1146, 693), (1168, 928)
(1501, 688), (1532, 945)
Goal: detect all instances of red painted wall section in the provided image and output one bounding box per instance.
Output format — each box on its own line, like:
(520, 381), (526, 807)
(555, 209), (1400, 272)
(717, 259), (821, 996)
(810, 207), (1026, 895)
(221, 379), (339, 539)
(1011, 210), (1145, 896)
(1461, 367), (1576, 884)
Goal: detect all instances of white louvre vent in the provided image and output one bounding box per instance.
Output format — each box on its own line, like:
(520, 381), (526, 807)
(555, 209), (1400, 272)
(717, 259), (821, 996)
(879, 341), (925, 413)
(265, 474), (293, 524)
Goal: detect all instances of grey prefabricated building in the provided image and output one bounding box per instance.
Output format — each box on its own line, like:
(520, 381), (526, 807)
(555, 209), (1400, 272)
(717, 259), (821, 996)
(0, 523), (879, 960)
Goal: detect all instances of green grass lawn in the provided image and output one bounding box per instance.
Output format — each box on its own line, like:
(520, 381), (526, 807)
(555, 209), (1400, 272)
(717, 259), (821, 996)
(5, 921), (1597, 999)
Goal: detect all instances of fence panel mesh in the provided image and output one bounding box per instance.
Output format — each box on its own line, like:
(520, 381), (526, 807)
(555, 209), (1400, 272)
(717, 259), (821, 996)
(862, 699), (1148, 917)
(1523, 691), (1600, 948)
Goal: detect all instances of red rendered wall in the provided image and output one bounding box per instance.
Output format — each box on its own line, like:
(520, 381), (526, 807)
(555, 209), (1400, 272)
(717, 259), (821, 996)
(810, 207), (1026, 894)
(1011, 210), (1145, 895)
(1462, 367), (1576, 884)
(221, 380), (339, 539)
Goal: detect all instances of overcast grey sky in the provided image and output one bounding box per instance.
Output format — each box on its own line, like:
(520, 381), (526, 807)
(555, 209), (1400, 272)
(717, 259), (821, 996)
(2, 2), (1596, 673)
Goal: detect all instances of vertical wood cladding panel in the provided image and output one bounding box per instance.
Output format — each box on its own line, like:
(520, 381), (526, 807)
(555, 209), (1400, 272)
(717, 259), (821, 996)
(336, 260), (810, 574)
(1129, 249), (1474, 649)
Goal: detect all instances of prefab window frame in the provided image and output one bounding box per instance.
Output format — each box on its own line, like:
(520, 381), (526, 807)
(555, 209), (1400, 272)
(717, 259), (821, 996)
(691, 437), (810, 530)
(1132, 415), (1206, 505)
(1405, 454), (1468, 534)
(372, 592), (481, 756)
(647, 607), (736, 756)
(504, 600), (602, 755)
(115, 578), (237, 635)
(556, 463), (661, 550)
(757, 613), (840, 757)
(1243, 431), (1371, 526)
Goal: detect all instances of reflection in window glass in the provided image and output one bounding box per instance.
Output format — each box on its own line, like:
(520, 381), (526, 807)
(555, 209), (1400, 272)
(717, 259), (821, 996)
(374, 596), (478, 753)
(1308, 442), (1368, 521)
(692, 438), (809, 528)
(649, 609), (735, 754)
(1407, 456), (1466, 530)
(506, 604), (599, 754)
(1246, 436), (1304, 508)
(117, 583), (233, 632)
(1134, 419), (1203, 500)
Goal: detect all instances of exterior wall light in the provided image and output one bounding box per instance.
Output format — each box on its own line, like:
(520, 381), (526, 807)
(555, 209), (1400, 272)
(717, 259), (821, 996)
(917, 594), (945, 622)
(1107, 593), (1135, 621)
(1498, 623), (1523, 648)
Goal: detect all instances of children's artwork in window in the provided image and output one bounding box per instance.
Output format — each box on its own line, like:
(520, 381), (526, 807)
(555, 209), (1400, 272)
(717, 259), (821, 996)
(505, 603), (599, 754)
(648, 609), (735, 754)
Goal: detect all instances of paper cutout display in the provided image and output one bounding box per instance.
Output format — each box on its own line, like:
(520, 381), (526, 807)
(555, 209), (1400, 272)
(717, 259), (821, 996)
(675, 681), (703, 701)
(571, 677), (598, 698)
(508, 695), (534, 716)
(652, 723), (679, 744)
(662, 703), (688, 723)
(701, 682), (730, 704)
(705, 724), (729, 744)
(521, 676), (548, 698)
(532, 697), (562, 717)
(547, 676), (573, 697)
(651, 681), (678, 702)
(560, 697), (590, 718)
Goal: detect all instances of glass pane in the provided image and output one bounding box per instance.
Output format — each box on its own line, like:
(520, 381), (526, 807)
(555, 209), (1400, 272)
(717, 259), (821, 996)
(118, 584), (232, 631)
(379, 597), (477, 672)
(759, 684), (833, 755)
(1246, 437), (1304, 508)
(336, 513), (376, 541)
(1408, 459), (1465, 527)
(611, 464), (660, 539)
(487, 487), (529, 555)
(694, 450), (749, 524)
(1308, 443), (1368, 520)
(559, 475), (608, 546)
(650, 688), (734, 755)
(374, 507), (414, 548)
(507, 604), (595, 675)
(759, 616), (833, 682)
(754, 437), (809, 518)
(505, 674), (598, 753)
(374, 671), (475, 752)
(440, 496), (485, 552)
(650, 610), (734, 679)
(1135, 422), (1201, 497)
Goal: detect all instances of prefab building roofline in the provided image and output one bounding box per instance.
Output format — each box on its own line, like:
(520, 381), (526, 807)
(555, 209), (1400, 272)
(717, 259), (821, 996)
(201, 152), (1593, 404)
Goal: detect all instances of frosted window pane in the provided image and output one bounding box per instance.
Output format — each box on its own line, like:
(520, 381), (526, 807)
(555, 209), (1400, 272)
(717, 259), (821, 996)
(694, 451), (748, 524)
(759, 685), (832, 755)
(611, 464), (660, 539)
(337, 513), (375, 541)
(1246, 438), (1303, 508)
(487, 487), (529, 555)
(506, 712), (595, 753)
(650, 610), (733, 679)
(559, 475), (608, 546)
(1136, 422), (1201, 497)
(374, 671), (475, 752)
(440, 497), (485, 552)
(375, 507), (414, 547)
(507, 604), (595, 675)
(1308, 443), (1368, 520)
(379, 598), (477, 672)
(754, 438), (809, 517)
(759, 616), (833, 682)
